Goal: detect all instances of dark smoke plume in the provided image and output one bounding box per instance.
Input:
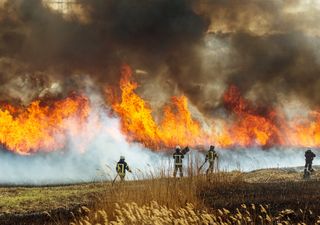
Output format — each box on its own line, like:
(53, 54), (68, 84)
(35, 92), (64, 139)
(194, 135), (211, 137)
(1, 0), (320, 117)
(0, 0), (208, 104)
(193, 0), (320, 114)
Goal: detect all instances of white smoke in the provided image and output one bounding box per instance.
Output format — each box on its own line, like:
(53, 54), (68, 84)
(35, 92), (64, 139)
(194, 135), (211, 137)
(0, 108), (164, 185)
(0, 88), (318, 185)
(216, 148), (319, 171)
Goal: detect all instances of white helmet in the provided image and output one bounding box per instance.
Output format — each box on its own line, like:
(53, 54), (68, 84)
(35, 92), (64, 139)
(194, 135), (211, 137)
(120, 156), (125, 160)
(175, 145), (181, 150)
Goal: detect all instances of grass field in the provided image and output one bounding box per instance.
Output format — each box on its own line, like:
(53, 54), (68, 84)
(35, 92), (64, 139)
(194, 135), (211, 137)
(0, 167), (319, 224)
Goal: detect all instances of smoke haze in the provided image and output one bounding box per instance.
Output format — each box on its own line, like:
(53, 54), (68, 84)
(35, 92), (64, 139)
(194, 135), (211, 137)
(1, 0), (320, 109)
(0, 0), (320, 183)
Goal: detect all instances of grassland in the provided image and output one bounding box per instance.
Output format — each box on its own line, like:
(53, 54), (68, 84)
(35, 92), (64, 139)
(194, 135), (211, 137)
(0, 167), (319, 224)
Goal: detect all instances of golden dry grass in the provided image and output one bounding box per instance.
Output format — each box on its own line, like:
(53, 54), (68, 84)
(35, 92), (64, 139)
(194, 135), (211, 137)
(72, 201), (320, 225)
(69, 167), (320, 225)
(0, 166), (319, 224)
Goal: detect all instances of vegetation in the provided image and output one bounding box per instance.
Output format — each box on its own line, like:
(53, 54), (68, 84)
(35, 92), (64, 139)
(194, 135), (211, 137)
(0, 183), (107, 214)
(72, 201), (320, 225)
(0, 168), (319, 224)
(70, 170), (320, 225)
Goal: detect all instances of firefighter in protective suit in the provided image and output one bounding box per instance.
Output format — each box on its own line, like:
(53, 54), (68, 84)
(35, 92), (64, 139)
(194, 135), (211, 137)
(305, 149), (316, 172)
(173, 146), (184, 177)
(205, 145), (218, 174)
(116, 156), (132, 181)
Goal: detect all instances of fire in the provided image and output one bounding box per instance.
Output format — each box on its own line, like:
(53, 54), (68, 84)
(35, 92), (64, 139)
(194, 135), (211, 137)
(111, 65), (320, 150)
(287, 111), (320, 147)
(2, 64), (320, 154)
(159, 96), (203, 148)
(110, 65), (204, 149)
(0, 94), (89, 154)
(222, 85), (283, 147)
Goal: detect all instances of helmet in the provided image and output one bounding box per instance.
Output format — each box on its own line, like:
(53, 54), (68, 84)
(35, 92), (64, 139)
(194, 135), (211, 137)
(176, 145), (181, 150)
(120, 156), (125, 160)
(210, 145), (215, 150)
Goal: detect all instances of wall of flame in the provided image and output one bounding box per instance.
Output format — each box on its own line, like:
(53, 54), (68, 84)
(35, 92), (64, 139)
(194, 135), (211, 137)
(0, 65), (320, 155)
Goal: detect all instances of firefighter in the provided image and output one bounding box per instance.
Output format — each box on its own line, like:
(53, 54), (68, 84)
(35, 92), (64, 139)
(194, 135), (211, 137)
(205, 145), (218, 174)
(116, 156), (132, 181)
(173, 146), (184, 177)
(305, 149), (316, 172)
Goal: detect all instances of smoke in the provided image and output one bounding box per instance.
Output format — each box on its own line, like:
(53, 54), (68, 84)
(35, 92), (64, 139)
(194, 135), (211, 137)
(216, 148), (319, 172)
(192, 0), (320, 114)
(0, 0), (208, 105)
(0, 84), (313, 185)
(1, 0), (320, 184)
(0, 83), (316, 184)
(1, 140), (317, 184)
(0, 94), (166, 185)
(1, 0), (319, 112)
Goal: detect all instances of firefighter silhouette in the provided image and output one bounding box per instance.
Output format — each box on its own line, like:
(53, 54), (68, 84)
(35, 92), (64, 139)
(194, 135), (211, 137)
(205, 145), (218, 174)
(173, 146), (184, 177)
(116, 156), (132, 181)
(305, 149), (316, 171)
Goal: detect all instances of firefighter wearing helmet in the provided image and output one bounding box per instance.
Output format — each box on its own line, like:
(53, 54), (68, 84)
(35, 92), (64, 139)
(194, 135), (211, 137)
(116, 156), (132, 181)
(304, 149), (316, 179)
(205, 145), (218, 174)
(173, 145), (184, 177)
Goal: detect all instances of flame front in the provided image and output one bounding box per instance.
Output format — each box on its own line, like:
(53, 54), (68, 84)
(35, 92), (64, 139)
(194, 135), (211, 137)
(111, 65), (320, 149)
(0, 95), (89, 154)
(110, 65), (204, 150)
(1, 65), (320, 155)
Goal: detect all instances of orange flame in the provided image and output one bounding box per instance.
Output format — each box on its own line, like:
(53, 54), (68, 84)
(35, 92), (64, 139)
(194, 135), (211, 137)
(111, 65), (320, 149)
(0, 94), (89, 154)
(110, 65), (204, 149)
(2, 64), (320, 154)
(222, 85), (284, 147)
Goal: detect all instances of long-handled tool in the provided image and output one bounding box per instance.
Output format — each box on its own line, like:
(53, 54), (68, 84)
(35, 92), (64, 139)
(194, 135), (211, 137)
(111, 173), (119, 186)
(198, 160), (207, 172)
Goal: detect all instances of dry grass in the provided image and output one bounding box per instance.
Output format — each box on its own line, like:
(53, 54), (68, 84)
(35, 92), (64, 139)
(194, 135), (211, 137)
(244, 167), (320, 183)
(1, 165), (319, 224)
(69, 166), (320, 225)
(72, 201), (320, 225)
(93, 171), (244, 212)
(68, 172), (246, 224)
(0, 183), (107, 214)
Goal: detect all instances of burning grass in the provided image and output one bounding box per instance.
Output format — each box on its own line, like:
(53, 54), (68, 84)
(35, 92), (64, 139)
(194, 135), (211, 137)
(109, 64), (320, 150)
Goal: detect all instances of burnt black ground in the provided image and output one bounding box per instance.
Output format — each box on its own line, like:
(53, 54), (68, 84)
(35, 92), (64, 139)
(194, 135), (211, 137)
(199, 180), (320, 224)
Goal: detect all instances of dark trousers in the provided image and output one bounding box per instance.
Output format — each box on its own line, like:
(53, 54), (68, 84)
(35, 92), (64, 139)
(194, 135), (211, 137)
(305, 161), (313, 171)
(174, 165), (183, 177)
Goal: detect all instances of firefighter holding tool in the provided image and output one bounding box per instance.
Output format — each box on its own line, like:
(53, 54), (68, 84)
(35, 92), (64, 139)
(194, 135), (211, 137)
(199, 145), (218, 174)
(173, 146), (189, 177)
(116, 156), (132, 181)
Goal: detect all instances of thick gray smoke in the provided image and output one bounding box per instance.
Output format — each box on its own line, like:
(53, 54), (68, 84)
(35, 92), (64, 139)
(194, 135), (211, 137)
(194, 0), (320, 114)
(0, 0), (320, 184)
(0, 0), (207, 105)
(1, 0), (320, 112)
